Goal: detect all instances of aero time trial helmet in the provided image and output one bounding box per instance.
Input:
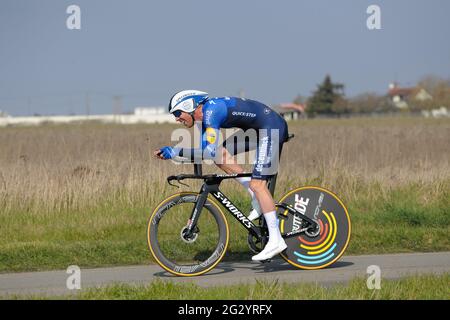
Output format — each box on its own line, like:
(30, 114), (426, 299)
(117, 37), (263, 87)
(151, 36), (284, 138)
(168, 90), (209, 117)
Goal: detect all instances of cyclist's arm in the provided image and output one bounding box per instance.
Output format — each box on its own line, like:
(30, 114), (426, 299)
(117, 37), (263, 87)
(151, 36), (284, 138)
(178, 101), (227, 160)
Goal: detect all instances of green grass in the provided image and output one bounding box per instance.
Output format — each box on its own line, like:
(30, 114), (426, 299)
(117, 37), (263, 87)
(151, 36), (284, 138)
(1, 118), (449, 273)
(0, 181), (448, 273)
(7, 273), (449, 300)
(346, 181), (450, 254)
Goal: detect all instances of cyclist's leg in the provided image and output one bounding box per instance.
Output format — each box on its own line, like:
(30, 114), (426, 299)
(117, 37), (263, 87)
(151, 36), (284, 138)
(250, 127), (288, 261)
(216, 129), (258, 174)
(216, 130), (261, 215)
(249, 179), (275, 213)
(215, 147), (245, 174)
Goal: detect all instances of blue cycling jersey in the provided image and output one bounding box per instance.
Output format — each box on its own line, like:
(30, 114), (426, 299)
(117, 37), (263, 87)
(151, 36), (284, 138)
(203, 97), (286, 130)
(176, 97), (288, 178)
(199, 97), (288, 156)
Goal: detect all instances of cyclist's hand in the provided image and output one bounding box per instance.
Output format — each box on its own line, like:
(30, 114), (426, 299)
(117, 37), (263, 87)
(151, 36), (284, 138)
(153, 149), (165, 159)
(155, 146), (176, 160)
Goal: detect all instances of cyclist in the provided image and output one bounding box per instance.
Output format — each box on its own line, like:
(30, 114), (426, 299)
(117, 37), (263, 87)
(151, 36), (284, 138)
(154, 90), (289, 261)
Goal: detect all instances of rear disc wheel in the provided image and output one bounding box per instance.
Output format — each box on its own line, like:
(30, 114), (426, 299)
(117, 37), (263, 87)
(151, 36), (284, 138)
(277, 186), (351, 270)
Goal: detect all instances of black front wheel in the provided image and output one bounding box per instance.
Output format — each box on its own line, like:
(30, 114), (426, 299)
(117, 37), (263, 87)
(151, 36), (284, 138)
(147, 192), (229, 276)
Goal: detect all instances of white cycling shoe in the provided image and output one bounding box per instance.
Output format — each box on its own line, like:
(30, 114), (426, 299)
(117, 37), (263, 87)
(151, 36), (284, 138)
(251, 238), (288, 261)
(247, 208), (262, 221)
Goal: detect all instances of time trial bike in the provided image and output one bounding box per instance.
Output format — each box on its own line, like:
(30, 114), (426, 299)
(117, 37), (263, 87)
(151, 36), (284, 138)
(147, 134), (351, 276)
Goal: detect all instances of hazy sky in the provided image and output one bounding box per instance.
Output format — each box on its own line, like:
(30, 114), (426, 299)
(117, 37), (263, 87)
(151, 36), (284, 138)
(1, 0), (449, 116)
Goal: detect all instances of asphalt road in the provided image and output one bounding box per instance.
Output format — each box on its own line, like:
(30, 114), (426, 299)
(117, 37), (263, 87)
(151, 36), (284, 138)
(1, 252), (449, 297)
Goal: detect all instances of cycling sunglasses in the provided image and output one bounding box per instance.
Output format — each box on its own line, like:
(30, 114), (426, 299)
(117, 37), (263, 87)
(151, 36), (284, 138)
(172, 110), (182, 118)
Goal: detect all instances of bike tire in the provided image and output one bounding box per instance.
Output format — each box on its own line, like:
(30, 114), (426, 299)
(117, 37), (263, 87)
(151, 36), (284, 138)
(147, 192), (229, 277)
(277, 186), (351, 270)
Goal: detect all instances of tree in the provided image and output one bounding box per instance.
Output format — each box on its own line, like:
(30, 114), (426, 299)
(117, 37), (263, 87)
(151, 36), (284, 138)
(414, 75), (450, 110)
(293, 95), (306, 105)
(417, 75), (448, 94)
(307, 75), (346, 116)
(347, 92), (394, 114)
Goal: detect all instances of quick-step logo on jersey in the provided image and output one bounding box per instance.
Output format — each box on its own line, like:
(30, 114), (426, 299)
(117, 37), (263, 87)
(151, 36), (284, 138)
(232, 111), (256, 118)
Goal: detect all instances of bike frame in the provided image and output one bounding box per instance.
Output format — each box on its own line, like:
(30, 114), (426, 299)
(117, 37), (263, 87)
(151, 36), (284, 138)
(184, 172), (262, 238)
(168, 167), (319, 241)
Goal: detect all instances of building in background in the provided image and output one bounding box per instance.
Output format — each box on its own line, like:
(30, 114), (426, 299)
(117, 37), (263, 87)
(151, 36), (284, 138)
(272, 103), (306, 121)
(0, 110), (10, 117)
(134, 106), (166, 116)
(0, 106), (174, 127)
(388, 83), (432, 109)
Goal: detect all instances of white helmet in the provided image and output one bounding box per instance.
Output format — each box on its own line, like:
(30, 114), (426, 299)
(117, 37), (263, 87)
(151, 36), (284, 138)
(168, 90), (209, 116)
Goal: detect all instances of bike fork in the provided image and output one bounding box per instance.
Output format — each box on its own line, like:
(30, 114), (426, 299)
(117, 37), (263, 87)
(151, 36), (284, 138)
(185, 185), (209, 237)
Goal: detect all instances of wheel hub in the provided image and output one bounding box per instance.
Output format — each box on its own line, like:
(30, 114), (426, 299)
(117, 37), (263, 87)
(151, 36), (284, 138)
(180, 226), (199, 243)
(305, 219), (321, 238)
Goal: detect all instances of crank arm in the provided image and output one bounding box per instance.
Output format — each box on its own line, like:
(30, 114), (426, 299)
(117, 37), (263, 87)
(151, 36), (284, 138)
(276, 202), (319, 228)
(282, 227), (310, 239)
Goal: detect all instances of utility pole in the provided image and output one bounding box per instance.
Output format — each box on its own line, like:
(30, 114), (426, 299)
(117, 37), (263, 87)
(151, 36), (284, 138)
(68, 96), (74, 115)
(85, 92), (91, 117)
(27, 96), (31, 116)
(113, 95), (123, 123)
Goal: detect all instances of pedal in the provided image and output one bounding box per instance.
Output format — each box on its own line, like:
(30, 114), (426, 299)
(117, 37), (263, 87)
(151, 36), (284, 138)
(260, 259), (272, 264)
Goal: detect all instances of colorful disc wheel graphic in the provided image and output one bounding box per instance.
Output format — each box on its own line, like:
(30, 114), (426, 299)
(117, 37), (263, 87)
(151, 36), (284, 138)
(277, 186), (351, 270)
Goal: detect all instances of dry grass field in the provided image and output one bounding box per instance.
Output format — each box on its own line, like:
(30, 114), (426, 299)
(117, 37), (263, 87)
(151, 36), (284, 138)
(0, 117), (449, 272)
